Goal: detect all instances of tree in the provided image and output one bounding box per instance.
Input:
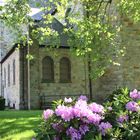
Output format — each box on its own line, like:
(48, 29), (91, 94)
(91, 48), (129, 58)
(0, 0), (140, 79)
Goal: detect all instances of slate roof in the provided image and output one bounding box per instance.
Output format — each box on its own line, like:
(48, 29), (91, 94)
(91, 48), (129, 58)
(0, 0), (69, 53)
(38, 18), (68, 46)
(28, 1), (69, 46)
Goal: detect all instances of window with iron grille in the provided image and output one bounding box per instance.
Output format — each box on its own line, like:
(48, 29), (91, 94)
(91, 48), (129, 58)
(42, 56), (54, 82)
(60, 57), (71, 83)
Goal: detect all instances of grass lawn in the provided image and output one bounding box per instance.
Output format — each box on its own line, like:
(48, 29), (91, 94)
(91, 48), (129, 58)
(0, 110), (42, 140)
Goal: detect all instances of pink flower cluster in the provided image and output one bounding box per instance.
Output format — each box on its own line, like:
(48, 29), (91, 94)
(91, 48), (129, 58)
(42, 96), (112, 139)
(55, 105), (74, 121)
(66, 127), (82, 140)
(55, 98), (104, 125)
(64, 97), (73, 103)
(43, 109), (54, 120)
(124, 89), (140, 113)
(126, 101), (140, 112)
(99, 122), (112, 136)
(117, 114), (129, 123)
(66, 125), (89, 140)
(88, 102), (104, 114)
(78, 95), (88, 101)
(130, 89), (140, 100)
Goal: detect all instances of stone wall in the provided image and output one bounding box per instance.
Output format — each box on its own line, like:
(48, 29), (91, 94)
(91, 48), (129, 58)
(92, 18), (140, 103)
(29, 44), (89, 109)
(1, 49), (20, 109)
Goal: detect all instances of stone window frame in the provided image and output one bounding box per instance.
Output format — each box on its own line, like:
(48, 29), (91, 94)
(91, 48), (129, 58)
(13, 59), (16, 85)
(59, 57), (71, 83)
(42, 56), (54, 83)
(8, 64), (10, 87)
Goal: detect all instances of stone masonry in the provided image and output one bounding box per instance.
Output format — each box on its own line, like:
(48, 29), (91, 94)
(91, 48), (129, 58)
(92, 17), (140, 103)
(29, 42), (89, 109)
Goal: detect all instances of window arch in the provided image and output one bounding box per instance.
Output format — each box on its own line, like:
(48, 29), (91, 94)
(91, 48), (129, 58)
(60, 57), (71, 83)
(42, 56), (54, 82)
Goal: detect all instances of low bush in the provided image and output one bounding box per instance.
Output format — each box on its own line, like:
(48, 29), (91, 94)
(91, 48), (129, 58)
(35, 88), (140, 140)
(0, 96), (5, 110)
(104, 88), (140, 140)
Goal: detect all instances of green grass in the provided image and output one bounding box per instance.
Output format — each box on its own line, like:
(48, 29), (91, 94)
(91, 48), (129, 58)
(0, 110), (42, 140)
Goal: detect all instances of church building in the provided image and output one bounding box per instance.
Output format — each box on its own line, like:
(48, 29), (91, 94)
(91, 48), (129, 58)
(1, 0), (140, 109)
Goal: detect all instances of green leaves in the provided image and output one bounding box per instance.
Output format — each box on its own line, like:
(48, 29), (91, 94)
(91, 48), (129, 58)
(104, 87), (140, 140)
(2, 0), (30, 26)
(1, 0), (140, 79)
(119, 0), (140, 22)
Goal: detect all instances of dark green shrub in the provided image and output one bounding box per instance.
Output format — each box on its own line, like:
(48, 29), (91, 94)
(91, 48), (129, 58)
(104, 88), (140, 140)
(0, 96), (5, 110)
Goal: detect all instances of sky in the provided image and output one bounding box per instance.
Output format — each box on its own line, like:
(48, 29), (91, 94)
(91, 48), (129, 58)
(0, 0), (4, 6)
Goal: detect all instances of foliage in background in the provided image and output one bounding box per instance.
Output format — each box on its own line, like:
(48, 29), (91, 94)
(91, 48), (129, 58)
(104, 88), (140, 140)
(1, 0), (140, 79)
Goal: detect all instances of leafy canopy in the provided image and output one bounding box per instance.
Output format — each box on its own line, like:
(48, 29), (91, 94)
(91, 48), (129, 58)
(0, 0), (140, 79)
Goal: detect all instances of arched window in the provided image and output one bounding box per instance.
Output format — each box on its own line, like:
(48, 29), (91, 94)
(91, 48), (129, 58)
(42, 56), (54, 82)
(60, 57), (71, 83)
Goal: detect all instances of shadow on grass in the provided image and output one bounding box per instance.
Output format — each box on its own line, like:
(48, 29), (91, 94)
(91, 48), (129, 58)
(0, 111), (42, 139)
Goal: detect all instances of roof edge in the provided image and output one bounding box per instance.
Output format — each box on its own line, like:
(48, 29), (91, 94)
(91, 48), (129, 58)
(0, 44), (18, 63)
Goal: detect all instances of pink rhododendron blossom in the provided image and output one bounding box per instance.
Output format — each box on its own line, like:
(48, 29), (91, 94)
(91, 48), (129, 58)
(99, 122), (112, 136)
(79, 125), (89, 135)
(130, 89), (140, 100)
(75, 99), (88, 109)
(64, 97), (73, 103)
(117, 114), (129, 123)
(73, 107), (92, 118)
(87, 112), (102, 125)
(55, 105), (74, 121)
(78, 95), (88, 101)
(125, 101), (140, 112)
(126, 101), (140, 112)
(88, 103), (104, 114)
(66, 127), (81, 140)
(73, 100), (90, 118)
(43, 109), (54, 120)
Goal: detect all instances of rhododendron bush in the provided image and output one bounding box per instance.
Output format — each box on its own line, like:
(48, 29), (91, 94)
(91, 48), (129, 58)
(35, 88), (140, 140)
(35, 96), (112, 140)
(104, 88), (140, 140)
